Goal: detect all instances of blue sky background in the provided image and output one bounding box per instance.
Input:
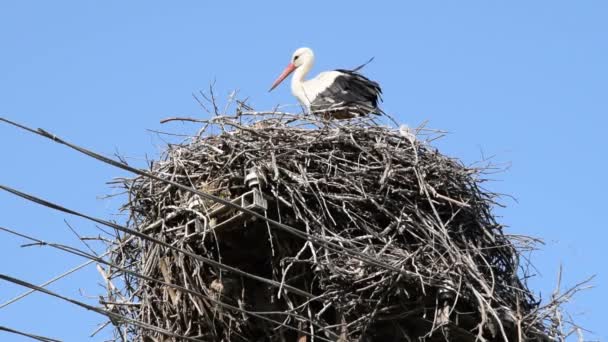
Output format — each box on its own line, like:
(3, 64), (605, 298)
(0, 1), (606, 341)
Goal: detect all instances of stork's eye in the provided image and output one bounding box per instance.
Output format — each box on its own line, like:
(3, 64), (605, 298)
(294, 55), (299, 61)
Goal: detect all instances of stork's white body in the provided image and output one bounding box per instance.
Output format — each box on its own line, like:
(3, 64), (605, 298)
(270, 47), (383, 118)
(291, 70), (343, 108)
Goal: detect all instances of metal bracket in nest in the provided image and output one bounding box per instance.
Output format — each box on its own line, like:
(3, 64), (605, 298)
(205, 189), (268, 233)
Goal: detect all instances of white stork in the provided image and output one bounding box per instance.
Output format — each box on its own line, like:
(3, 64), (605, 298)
(269, 47), (383, 119)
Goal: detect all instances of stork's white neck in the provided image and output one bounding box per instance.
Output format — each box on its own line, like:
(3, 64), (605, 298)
(290, 56), (314, 106)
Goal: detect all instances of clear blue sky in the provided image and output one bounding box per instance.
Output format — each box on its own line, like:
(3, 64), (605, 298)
(0, 1), (606, 341)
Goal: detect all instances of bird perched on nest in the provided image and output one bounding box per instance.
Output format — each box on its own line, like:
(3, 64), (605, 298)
(269, 47), (383, 119)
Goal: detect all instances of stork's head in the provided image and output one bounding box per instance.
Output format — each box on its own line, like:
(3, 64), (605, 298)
(269, 47), (314, 92)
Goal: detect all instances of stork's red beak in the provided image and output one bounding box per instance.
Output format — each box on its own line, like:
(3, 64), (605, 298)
(269, 63), (296, 92)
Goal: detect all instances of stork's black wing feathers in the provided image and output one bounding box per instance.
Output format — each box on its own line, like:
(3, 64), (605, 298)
(335, 69), (383, 107)
(310, 69), (383, 118)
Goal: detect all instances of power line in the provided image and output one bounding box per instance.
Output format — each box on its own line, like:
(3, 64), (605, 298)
(0, 273), (206, 342)
(0, 226), (336, 341)
(0, 326), (62, 342)
(0, 117), (416, 279)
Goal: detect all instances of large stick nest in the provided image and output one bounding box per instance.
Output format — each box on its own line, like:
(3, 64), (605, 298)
(103, 111), (565, 341)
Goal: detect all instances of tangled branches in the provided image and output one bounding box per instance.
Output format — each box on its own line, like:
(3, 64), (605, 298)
(102, 111), (569, 341)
